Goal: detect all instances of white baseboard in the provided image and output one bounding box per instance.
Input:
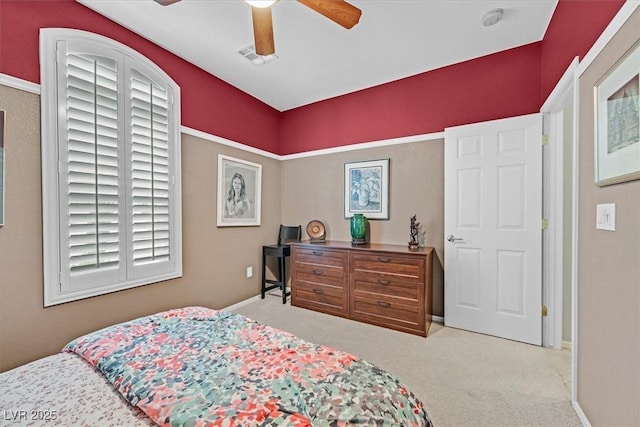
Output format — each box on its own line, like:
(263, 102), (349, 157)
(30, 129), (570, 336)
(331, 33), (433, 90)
(432, 315), (444, 324)
(572, 400), (592, 427)
(562, 340), (572, 350)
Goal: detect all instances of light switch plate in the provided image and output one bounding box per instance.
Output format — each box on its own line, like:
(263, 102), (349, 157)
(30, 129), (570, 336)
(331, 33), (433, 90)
(596, 203), (615, 231)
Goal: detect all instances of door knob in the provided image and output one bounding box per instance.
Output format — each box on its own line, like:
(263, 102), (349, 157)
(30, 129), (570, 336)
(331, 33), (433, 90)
(446, 234), (463, 242)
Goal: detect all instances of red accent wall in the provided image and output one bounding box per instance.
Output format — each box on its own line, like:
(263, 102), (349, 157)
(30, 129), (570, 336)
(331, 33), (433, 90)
(540, 0), (625, 103)
(0, 0), (281, 154)
(281, 43), (542, 155)
(280, 0), (625, 155)
(1, 0), (625, 156)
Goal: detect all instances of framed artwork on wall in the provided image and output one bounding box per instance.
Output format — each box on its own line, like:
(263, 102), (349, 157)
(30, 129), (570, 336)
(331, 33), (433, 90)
(594, 40), (640, 187)
(217, 154), (262, 227)
(344, 158), (389, 219)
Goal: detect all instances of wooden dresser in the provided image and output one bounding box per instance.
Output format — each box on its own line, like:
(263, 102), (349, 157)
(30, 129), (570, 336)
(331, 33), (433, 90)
(291, 241), (433, 337)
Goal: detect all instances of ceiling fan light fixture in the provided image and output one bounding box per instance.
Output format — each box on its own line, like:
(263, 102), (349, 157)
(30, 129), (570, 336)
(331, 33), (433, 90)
(245, 0), (278, 8)
(153, 0), (181, 5)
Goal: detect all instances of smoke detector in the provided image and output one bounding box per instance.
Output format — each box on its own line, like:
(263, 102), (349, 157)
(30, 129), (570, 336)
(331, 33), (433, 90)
(482, 8), (504, 27)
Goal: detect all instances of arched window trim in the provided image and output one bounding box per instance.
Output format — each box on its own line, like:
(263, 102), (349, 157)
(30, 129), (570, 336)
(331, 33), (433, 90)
(40, 28), (182, 306)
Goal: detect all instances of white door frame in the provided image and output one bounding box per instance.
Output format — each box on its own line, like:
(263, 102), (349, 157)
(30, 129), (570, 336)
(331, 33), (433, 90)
(540, 56), (579, 351)
(540, 56), (580, 408)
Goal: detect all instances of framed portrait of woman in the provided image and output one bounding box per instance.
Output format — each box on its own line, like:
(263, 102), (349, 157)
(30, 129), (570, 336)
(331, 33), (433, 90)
(217, 154), (262, 227)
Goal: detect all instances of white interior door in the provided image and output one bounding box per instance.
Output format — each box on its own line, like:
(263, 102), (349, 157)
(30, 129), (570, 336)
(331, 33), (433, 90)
(444, 114), (543, 345)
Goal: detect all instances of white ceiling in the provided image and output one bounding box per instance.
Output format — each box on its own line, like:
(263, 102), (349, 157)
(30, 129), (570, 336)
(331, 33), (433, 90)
(78, 0), (558, 112)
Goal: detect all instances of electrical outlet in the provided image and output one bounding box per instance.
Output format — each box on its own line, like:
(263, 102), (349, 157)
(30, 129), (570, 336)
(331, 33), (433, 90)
(596, 203), (615, 231)
(246, 266), (253, 278)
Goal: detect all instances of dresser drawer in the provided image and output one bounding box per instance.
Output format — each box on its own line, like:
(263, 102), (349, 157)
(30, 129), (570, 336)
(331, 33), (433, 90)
(294, 282), (348, 317)
(295, 265), (346, 288)
(351, 295), (425, 336)
(351, 275), (423, 302)
(294, 247), (347, 269)
(350, 253), (424, 283)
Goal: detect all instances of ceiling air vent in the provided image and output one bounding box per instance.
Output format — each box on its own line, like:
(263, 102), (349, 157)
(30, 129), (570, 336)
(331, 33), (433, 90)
(237, 44), (278, 66)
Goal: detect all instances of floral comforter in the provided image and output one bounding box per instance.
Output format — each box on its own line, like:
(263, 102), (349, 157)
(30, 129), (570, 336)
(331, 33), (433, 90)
(64, 307), (432, 426)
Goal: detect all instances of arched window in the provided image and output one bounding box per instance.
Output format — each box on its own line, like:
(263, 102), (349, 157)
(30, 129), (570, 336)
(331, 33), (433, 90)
(40, 29), (182, 306)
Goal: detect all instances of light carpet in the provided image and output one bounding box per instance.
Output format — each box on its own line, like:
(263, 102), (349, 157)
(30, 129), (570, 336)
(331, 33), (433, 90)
(233, 296), (580, 427)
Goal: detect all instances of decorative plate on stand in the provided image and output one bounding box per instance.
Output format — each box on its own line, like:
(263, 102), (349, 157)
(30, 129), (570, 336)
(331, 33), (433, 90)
(306, 220), (326, 243)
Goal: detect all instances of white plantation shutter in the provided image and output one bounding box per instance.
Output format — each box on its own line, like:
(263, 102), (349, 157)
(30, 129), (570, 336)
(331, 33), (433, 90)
(128, 67), (174, 277)
(130, 70), (170, 264)
(41, 29), (182, 306)
(61, 51), (123, 291)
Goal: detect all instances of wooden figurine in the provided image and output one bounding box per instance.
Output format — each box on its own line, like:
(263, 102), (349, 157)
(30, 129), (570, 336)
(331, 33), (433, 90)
(409, 215), (420, 250)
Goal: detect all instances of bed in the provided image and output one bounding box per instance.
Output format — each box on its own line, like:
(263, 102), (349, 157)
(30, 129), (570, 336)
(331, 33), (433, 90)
(0, 307), (432, 426)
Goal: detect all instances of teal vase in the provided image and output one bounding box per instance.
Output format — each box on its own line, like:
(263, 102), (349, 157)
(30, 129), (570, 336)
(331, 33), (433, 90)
(350, 214), (366, 245)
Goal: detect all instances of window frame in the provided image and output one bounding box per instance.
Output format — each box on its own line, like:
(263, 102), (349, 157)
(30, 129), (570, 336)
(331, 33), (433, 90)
(40, 28), (182, 306)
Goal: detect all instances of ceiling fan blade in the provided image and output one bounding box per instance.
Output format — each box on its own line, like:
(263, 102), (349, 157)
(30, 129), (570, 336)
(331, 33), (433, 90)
(297, 0), (361, 29)
(153, 0), (181, 6)
(251, 6), (276, 56)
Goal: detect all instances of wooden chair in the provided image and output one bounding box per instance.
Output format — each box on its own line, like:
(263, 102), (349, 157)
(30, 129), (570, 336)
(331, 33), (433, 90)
(261, 225), (302, 303)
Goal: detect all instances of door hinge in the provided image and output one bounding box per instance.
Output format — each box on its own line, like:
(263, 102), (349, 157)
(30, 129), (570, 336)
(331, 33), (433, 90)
(542, 135), (549, 145)
(541, 219), (548, 230)
(542, 305), (548, 317)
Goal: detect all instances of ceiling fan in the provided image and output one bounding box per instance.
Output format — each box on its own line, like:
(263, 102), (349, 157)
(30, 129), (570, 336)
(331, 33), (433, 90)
(154, 0), (362, 56)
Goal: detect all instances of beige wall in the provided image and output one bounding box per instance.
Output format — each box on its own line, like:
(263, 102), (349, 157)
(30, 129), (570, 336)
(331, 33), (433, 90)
(0, 83), (446, 372)
(0, 85), (282, 372)
(576, 8), (640, 425)
(280, 142), (445, 316)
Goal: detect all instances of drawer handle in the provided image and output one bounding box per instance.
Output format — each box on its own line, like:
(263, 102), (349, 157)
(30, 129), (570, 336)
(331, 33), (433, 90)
(312, 270), (324, 275)
(313, 289), (324, 295)
(312, 251), (324, 256)
(377, 279), (391, 285)
(377, 301), (391, 308)
(378, 257), (391, 263)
